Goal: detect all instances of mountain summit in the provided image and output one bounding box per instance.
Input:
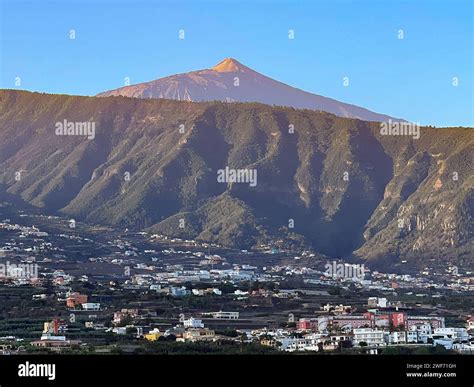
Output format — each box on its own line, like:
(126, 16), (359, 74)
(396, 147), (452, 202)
(97, 58), (401, 122)
(212, 57), (251, 73)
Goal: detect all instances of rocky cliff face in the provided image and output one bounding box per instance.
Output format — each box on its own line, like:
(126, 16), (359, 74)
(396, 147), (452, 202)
(0, 90), (472, 270)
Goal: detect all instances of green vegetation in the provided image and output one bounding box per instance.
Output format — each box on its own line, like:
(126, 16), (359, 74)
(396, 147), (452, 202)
(0, 90), (472, 269)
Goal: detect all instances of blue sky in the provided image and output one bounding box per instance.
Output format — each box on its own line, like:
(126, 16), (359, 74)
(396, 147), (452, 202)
(0, 0), (472, 126)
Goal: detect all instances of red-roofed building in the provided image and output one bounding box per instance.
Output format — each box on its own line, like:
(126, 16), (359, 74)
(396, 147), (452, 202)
(66, 293), (88, 309)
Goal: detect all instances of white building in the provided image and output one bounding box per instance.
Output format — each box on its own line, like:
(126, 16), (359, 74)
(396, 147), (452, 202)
(367, 297), (388, 308)
(279, 337), (320, 352)
(389, 331), (407, 344)
(183, 317), (204, 328)
(82, 303), (100, 311)
(433, 328), (469, 343)
(353, 328), (389, 346)
(204, 311), (239, 320)
(406, 324), (432, 344)
(112, 327), (127, 335)
(377, 298), (388, 308)
(40, 333), (66, 341)
(406, 330), (419, 343)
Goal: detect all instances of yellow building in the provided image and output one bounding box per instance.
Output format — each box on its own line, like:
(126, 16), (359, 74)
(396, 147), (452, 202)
(144, 329), (162, 341)
(260, 339), (277, 347)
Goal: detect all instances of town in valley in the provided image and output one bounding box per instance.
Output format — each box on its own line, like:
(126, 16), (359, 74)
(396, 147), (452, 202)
(0, 200), (472, 355)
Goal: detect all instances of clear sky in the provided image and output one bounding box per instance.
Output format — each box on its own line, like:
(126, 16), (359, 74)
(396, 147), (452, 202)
(0, 0), (472, 127)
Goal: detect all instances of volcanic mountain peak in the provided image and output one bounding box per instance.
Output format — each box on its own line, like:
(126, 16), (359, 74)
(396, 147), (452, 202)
(211, 57), (250, 73)
(97, 58), (403, 122)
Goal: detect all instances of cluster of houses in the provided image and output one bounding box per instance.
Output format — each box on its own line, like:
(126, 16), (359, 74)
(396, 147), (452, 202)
(97, 295), (473, 354)
(270, 324), (472, 353)
(1, 216), (472, 296)
(11, 290), (474, 354)
(143, 316), (218, 343)
(110, 311), (240, 343)
(266, 299), (474, 353)
(99, 309), (473, 354)
(1, 218), (473, 356)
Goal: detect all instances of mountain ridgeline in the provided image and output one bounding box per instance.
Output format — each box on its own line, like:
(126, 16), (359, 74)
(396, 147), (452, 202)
(0, 90), (472, 270)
